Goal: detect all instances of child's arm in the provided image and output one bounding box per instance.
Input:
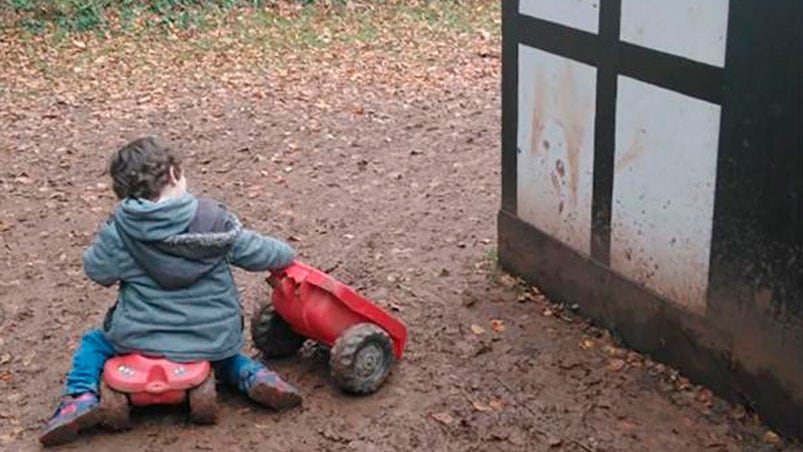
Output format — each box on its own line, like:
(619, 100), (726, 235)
(228, 229), (296, 272)
(82, 221), (122, 287)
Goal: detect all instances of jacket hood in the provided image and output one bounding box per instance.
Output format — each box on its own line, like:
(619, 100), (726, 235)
(116, 194), (198, 242)
(113, 195), (242, 290)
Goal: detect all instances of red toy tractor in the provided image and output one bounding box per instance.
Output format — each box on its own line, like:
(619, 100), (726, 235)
(252, 262), (408, 394)
(99, 354), (217, 429)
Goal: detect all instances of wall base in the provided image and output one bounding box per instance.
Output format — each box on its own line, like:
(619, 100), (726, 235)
(498, 209), (803, 439)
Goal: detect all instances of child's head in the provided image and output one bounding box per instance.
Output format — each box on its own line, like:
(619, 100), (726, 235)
(109, 136), (186, 201)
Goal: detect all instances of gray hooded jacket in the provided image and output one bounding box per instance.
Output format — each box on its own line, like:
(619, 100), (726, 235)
(83, 193), (295, 362)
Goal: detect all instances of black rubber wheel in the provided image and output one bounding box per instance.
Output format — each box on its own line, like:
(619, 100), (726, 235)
(99, 380), (130, 431)
(188, 374), (218, 425)
(251, 299), (306, 358)
(330, 323), (395, 394)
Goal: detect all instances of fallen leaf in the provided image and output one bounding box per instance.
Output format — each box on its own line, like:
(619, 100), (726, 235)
(680, 417), (695, 428)
(470, 324), (486, 335)
(626, 351), (643, 363)
(542, 308), (553, 317)
(490, 319), (505, 333)
(580, 339), (595, 350)
(516, 292), (533, 303)
(0, 354), (11, 365)
(72, 39), (87, 49)
(695, 388), (714, 405)
(497, 274), (517, 289)
(488, 399), (504, 411)
(431, 412), (454, 425)
(728, 404), (747, 420)
(763, 431), (781, 445)
(21, 351), (36, 367)
(472, 401), (493, 412)
(607, 358), (626, 372)
(604, 346), (628, 358)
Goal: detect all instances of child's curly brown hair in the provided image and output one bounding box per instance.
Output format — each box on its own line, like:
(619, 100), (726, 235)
(109, 136), (182, 200)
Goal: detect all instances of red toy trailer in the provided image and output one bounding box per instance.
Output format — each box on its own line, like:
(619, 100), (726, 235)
(252, 262), (408, 394)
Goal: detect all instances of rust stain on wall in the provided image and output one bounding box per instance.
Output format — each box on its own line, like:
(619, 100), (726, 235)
(616, 127), (647, 171)
(530, 73), (547, 156)
(555, 62), (592, 205)
(518, 47), (597, 256)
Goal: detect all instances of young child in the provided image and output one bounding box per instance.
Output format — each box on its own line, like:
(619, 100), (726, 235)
(39, 136), (302, 446)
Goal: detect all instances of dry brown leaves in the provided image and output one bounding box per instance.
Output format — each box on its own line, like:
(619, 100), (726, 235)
(0, 1), (501, 118)
(430, 411), (454, 425)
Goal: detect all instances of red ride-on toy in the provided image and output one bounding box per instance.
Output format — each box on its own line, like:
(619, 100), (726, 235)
(252, 262), (408, 394)
(99, 354), (218, 430)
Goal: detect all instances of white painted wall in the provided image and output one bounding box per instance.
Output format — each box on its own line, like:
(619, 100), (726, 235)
(517, 45), (597, 257)
(520, 0), (600, 34)
(620, 0), (730, 67)
(610, 76), (721, 312)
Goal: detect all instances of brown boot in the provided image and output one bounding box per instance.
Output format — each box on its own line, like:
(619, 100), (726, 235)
(245, 369), (302, 411)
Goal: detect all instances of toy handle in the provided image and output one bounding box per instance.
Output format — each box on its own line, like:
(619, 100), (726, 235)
(267, 275), (280, 288)
(267, 264), (294, 288)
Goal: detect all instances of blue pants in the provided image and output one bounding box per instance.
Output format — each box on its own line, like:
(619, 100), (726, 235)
(64, 329), (266, 396)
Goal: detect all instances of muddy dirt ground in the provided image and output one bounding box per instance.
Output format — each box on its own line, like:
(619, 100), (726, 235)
(0, 8), (800, 452)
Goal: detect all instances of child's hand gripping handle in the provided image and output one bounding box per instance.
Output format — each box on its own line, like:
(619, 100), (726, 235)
(266, 274), (281, 288)
(266, 266), (290, 288)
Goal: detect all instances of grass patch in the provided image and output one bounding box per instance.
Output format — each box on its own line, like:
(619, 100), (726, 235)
(2, 0), (277, 33)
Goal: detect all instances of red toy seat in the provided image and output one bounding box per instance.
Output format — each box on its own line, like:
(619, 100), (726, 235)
(103, 354), (211, 406)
